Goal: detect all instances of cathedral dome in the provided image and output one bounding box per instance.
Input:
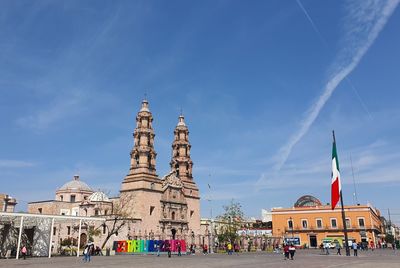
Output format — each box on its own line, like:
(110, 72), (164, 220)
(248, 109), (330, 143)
(294, 195), (322, 207)
(58, 175), (93, 192)
(89, 191), (110, 202)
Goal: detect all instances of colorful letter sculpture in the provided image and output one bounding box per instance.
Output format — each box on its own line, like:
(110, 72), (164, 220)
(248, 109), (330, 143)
(115, 239), (186, 254)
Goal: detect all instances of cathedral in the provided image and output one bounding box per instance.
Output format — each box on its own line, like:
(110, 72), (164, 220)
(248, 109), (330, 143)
(119, 99), (201, 240)
(27, 99), (201, 253)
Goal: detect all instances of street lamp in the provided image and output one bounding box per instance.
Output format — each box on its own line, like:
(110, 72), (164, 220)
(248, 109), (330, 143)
(207, 178), (214, 253)
(289, 217), (294, 246)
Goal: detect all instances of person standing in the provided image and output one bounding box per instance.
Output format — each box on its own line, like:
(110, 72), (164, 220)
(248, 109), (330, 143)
(288, 244), (296, 260)
(203, 244), (208, 255)
(352, 241), (358, 256)
(166, 242), (171, 258)
(234, 243), (240, 255)
(21, 246), (27, 260)
(156, 243), (160, 257)
(227, 242), (232, 255)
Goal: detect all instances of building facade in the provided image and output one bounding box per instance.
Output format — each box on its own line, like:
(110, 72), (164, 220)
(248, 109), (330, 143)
(26, 99), (201, 254)
(120, 99), (200, 241)
(0, 194), (17, 212)
(272, 195), (383, 248)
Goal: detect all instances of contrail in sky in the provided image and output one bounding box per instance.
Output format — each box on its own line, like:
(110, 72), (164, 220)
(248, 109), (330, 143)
(274, 0), (399, 171)
(296, 0), (374, 121)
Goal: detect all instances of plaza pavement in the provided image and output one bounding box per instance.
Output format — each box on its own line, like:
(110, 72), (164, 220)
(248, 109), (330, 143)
(1, 249), (399, 268)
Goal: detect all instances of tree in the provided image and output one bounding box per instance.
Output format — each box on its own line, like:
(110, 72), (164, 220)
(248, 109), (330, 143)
(93, 192), (138, 249)
(216, 200), (245, 244)
(385, 234), (394, 244)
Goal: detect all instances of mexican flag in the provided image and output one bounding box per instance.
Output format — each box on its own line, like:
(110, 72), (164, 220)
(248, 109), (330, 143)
(331, 135), (341, 210)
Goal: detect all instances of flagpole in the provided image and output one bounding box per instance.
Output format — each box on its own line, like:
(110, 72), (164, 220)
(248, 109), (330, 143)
(333, 131), (350, 256)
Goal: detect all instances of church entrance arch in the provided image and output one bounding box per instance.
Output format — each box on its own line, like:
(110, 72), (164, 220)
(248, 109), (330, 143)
(171, 228), (176, 240)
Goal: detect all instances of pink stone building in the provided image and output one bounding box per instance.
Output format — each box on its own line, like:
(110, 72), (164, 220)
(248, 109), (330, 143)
(27, 99), (201, 253)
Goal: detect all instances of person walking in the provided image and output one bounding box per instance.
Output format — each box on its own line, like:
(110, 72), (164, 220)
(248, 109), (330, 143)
(352, 241), (358, 256)
(21, 246), (27, 260)
(325, 243), (330, 255)
(177, 242), (181, 256)
(88, 242), (94, 262)
(283, 244), (290, 260)
(288, 244), (296, 260)
(83, 244), (89, 262)
(336, 243), (341, 255)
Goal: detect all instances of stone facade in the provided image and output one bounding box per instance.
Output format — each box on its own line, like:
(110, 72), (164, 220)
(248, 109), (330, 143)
(120, 99), (201, 241)
(0, 193), (17, 212)
(26, 99), (201, 253)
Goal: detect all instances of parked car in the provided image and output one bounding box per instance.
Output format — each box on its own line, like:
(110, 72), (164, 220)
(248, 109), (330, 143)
(323, 242), (336, 249)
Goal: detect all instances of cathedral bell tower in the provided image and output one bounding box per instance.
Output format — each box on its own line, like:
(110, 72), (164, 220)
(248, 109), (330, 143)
(122, 99), (158, 190)
(170, 114), (199, 197)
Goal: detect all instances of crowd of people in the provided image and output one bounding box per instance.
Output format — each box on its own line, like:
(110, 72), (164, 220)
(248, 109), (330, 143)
(11, 238), (397, 263)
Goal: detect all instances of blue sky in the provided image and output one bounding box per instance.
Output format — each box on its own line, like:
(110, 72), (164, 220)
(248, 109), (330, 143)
(1, 0), (400, 223)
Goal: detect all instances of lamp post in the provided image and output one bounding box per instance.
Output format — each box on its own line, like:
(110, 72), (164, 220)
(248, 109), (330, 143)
(289, 217), (294, 246)
(207, 178), (214, 253)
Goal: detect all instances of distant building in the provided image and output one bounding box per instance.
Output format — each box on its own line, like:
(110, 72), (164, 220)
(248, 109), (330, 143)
(0, 193), (17, 212)
(261, 209), (272, 223)
(271, 195), (383, 248)
(28, 175), (113, 217)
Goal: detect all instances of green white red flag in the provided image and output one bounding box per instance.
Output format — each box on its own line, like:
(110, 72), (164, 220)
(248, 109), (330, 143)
(331, 136), (341, 210)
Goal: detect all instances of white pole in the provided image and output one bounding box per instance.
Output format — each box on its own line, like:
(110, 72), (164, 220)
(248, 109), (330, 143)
(210, 219), (214, 254)
(48, 218), (55, 258)
(16, 216), (24, 260)
(77, 219), (82, 257)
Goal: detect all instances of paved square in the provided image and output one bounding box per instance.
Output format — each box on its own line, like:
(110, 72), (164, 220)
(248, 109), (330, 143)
(1, 250), (399, 268)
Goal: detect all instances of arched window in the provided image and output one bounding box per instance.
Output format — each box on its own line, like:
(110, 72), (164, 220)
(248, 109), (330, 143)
(171, 211), (175, 220)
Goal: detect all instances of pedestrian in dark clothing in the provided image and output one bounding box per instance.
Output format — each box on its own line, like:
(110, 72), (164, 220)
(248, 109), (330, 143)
(283, 244), (290, 260)
(352, 242), (358, 256)
(177, 242), (181, 256)
(166, 242), (171, 258)
(289, 244), (296, 260)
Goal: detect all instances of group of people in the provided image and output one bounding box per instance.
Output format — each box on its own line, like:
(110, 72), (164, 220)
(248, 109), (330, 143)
(283, 243), (296, 260)
(319, 240), (384, 257)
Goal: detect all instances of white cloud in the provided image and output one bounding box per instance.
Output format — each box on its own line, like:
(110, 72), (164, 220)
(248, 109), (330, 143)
(16, 90), (87, 131)
(0, 159), (35, 168)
